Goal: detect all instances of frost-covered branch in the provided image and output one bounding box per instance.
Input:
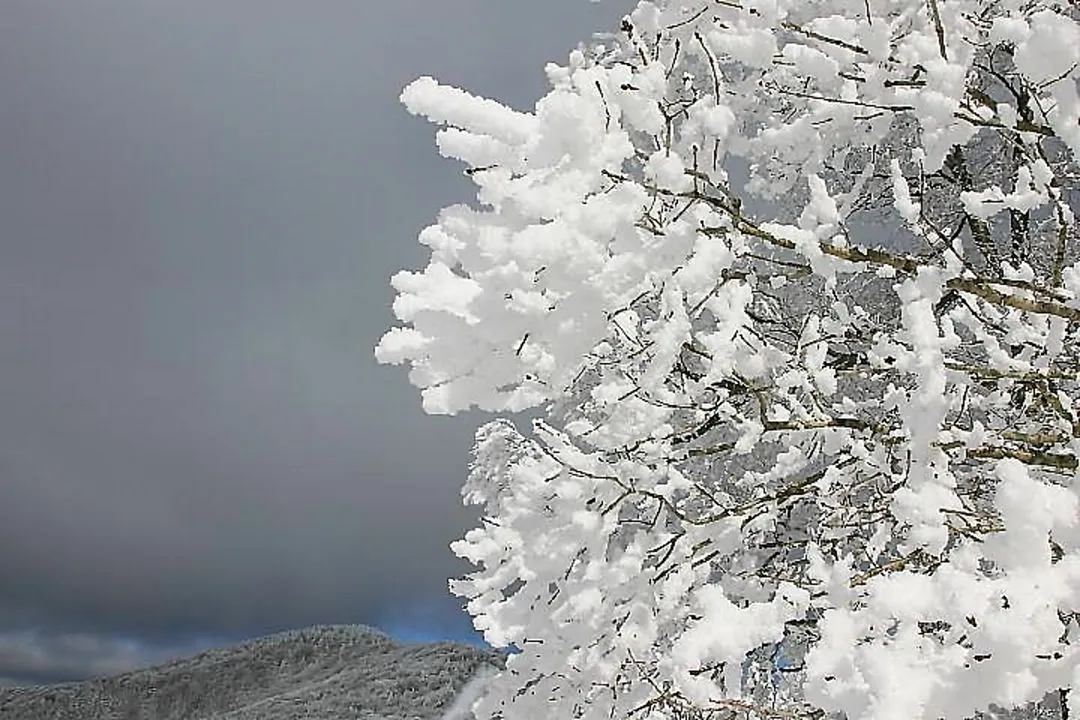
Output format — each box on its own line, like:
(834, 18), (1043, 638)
(379, 2), (1080, 719)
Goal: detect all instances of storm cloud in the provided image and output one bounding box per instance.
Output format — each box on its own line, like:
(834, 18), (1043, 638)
(0, 0), (632, 683)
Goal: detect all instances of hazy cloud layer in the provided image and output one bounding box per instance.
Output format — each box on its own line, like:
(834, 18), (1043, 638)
(0, 630), (216, 685)
(0, 0), (632, 683)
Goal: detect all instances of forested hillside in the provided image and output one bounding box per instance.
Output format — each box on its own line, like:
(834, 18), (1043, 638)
(0, 625), (500, 720)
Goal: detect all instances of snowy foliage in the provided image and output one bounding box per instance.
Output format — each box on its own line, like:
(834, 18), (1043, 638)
(378, 1), (1080, 718)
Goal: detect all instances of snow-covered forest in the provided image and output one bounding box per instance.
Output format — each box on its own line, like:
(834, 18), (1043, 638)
(378, 0), (1080, 718)
(0, 626), (500, 720)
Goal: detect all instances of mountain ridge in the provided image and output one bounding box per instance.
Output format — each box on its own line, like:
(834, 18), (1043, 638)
(0, 624), (501, 720)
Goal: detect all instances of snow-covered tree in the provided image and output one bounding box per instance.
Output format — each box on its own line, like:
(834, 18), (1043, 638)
(377, 1), (1080, 718)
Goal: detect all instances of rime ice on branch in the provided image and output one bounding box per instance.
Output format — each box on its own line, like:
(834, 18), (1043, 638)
(377, 1), (1080, 719)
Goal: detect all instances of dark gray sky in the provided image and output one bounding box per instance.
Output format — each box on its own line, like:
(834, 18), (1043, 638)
(0, 0), (632, 685)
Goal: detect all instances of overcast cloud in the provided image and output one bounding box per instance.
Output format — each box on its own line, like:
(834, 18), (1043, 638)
(0, 0), (633, 684)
